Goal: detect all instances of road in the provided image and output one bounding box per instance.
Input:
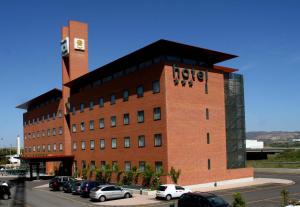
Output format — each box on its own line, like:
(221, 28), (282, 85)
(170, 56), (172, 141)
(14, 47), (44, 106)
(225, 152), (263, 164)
(1, 172), (300, 207)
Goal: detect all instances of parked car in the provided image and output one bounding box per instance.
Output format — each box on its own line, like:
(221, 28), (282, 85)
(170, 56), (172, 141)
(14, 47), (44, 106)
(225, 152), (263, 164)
(89, 185), (132, 202)
(71, 180), (83, 195)
(156, 184), (191, 200)
(63, 179), (80, 193)
(80, 181), (102, 197)
(178, 192), (230, 207)
(49, 176), (72, 191)
(0, 185), (11, 200)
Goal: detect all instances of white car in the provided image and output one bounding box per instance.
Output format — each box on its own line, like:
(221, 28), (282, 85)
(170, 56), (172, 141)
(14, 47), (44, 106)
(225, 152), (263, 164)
(156, 184), (191, 200)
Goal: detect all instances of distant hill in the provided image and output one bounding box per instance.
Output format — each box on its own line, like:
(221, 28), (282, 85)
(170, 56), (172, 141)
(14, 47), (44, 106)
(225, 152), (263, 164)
(246, 131), (300, 142)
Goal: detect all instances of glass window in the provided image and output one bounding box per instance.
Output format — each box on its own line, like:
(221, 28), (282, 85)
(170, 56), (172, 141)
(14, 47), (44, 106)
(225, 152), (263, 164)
(72, 106), (76, 115)
(42, 130), (45, 137)
(90, 161), (96, 170)
(112, 161), (118, 171)
(90, 140), (95, 150)
(123, 113), (129, 125)
(100, 139), (105, 149)
(207, 133), (210, 144)
(206, 108), (209, 120)
(73, 142), (77, 151)
(59, 127), (63, 135)
(99, 118), (105, 129)
(152, 80), (160, 93)
(42, 145), (45, 152)
(72, 124), (77, 133)
(80, 103), (84, 112)
(111, 138), (117, 149)
(153, 107), (161, 120)
(154, 134), (162, 147)
(123, 90), (129, 101)
(58, 110), (62, 118)
(53, 144), (56, 152)
(53, 112), (56, 120)
(89, 120), (94, 130)
(47, 144), (51, 152)
(59, 143), (63, 151)
(81, 141), (86, 150)
(124, 137), (130, 148)
(80, 122), (85, 131)
(155, 161), (163, 173)
(99, 97), (104, 107)
(125, 161), (131, 172)
(37, 146), (40, 152)
(139, 161), (145, 172)
(110, 94), (116, 105)
(52, 128), (56, 136)
(137, 110), (144, 123)
(47, 113), (50, 120)
(100, 161), (106, 170)
(47, 129), (50, 136)
(111, 116), (116, 127)
(89, 100), (94, 110)
(138, 135), (145, 148)
(136, 85), (144, 98)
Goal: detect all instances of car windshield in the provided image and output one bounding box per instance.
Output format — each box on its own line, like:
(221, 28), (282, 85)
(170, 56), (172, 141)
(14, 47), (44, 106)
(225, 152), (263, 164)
(207, 196), (228, 207)
(92, 186), (101, 191)
(157, 186), (167, 191)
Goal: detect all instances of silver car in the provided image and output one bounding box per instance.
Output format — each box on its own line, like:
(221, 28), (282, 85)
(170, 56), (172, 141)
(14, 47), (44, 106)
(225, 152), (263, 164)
(89, 185), (132, 202)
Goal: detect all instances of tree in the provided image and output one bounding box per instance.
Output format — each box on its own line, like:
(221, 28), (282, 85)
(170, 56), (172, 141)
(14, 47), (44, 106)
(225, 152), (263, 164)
(103, 164), (112, 183)
(95, 167), (103, 182)
(142, 164), (154, 188)
(81, 167), (88, 180)
(232, 193), (246, 207)
(132, 166), (141, 185)
(112, 163), (123, 185)
(169, 167), (181, 184)
(281, 189), (289, 207)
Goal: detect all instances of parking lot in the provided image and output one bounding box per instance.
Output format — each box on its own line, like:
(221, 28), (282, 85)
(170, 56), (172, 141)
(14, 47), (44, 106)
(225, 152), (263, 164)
(1, 172), (300, 207)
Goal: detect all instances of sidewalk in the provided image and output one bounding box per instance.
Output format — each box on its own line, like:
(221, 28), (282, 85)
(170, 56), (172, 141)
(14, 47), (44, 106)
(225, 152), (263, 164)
(255, 168), (300, 174)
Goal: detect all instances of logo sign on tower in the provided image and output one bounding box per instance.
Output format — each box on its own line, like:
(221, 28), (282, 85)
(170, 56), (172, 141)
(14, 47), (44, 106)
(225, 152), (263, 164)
(74, 38), (85, 51)
(61, 37), (69, 57)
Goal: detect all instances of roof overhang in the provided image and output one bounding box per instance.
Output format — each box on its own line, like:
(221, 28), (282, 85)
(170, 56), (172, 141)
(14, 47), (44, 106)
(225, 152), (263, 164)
(21, 154), (74, 162)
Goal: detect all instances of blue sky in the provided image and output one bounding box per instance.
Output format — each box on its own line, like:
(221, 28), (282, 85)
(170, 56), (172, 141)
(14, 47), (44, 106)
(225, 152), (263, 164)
(0, 0), (299, 147)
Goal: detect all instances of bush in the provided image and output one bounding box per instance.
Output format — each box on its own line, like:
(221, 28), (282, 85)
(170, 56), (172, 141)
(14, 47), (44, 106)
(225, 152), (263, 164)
(169, 167), (181, 184)
(142, 164), (154, 188)
(232, 192), (245, 207)
(103, 164), (112, 183)
(81, 167), (88, 180)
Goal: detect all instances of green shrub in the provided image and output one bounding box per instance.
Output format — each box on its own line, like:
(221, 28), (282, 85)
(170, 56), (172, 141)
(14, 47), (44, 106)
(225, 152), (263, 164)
(169, 166), (181, 184)
(232, 192), (245, 207)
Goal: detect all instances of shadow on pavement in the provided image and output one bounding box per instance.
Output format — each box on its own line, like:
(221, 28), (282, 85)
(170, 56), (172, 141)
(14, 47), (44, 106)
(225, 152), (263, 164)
(11, 176), (26, 207)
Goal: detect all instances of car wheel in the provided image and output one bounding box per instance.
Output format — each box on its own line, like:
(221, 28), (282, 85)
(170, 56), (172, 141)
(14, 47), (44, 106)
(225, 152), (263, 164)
(99, 195), (106, 202)
(124, 193), (130, 198)
(2, 193), (9, 200)
(166, 194), (172, 201)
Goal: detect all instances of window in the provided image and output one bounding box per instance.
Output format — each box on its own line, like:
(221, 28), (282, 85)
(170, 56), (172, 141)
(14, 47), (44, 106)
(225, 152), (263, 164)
(53, 144), (56, 152)
(42, 130), (45, 137)
(123, 90), (129, 101)
(89, 100), (94, 110)
(99, 97), (104, 107)
(58, 110), (62, 118)
(90, 161), (96, 170)
(81, 160), (86, 169)
(111, 116), (116, 127)
(81, 141), (86, 150)
(90, 140), (95, 150)
(154, 134), (162, 147)
(47, 129), (50, 136)
(47, 113), (50, 120)
(123, 113), (129, 125)
(59, 127), (63, 135)
(59, 143), (63, 151)
(137, 110), (144, 123)
(89, 120), (94, 130)
(152, 80), (160, 93)
(136, 85), (144, 97)
(72, 124), (77, 133)
(101, 161), (106, 170)
(72, 106), (76, 115)
(42, 145), (45, 152)
(100, 139), (105, 150)
(80, 122), (85, 131)
(80, 103), (84, 112)
(138, 135), (145, 148)
(52, 112), (56, 120)
(124, 137), (130, 148)
(139, 161), (145, 172)
(112, 161), (118, 171)
(47, 144), (51, 152)
(206, 108), (209, 120)
(153, 107), (161, 120)
(73, 142), (77, 151)
(208, 159), (211, 170)
(110, 94), (116, 105)
(37, 146), (40, 152)
(125, 161), (131, 172)
(155, 161), (163, 173)
(207, 133), (210, 144)
(99, 118), (105, 129)
(52, 128), (56, 136)
(111, 138), (117, 149)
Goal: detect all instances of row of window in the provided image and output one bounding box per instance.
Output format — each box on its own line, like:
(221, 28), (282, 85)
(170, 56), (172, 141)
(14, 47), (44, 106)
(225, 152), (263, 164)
(24, 110), (62, 126)
(25, 143), (63, 152)
(77, 160), (163, 173)
(73, 134), (162, 151)
(25, 127), (63, 139)
(73, 81), (160, 114)
(72, 107), (161, 132)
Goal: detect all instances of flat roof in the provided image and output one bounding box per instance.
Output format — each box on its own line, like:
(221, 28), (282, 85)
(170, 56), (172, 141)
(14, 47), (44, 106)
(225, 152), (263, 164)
(65, 39), (238, 88)
(16, 88), (62, 110)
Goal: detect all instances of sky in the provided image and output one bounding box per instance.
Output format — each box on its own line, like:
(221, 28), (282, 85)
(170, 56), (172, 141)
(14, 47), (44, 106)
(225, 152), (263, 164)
(0, 0), (299, 147)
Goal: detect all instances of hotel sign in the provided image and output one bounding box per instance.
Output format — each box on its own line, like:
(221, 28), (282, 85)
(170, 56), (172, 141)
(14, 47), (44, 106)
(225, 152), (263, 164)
(74, 38), (85, 51)
(173, 64), (204, 87)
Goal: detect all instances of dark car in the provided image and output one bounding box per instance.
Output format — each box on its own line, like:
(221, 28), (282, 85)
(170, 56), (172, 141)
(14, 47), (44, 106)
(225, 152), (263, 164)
(49, 176), (72, 191)
(178, 192), (230, 207)
(71, 180), (83, 195)
(80, 181), (102, 197)
(63, 180), (80, 193)
(0, 185), (11, 200)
